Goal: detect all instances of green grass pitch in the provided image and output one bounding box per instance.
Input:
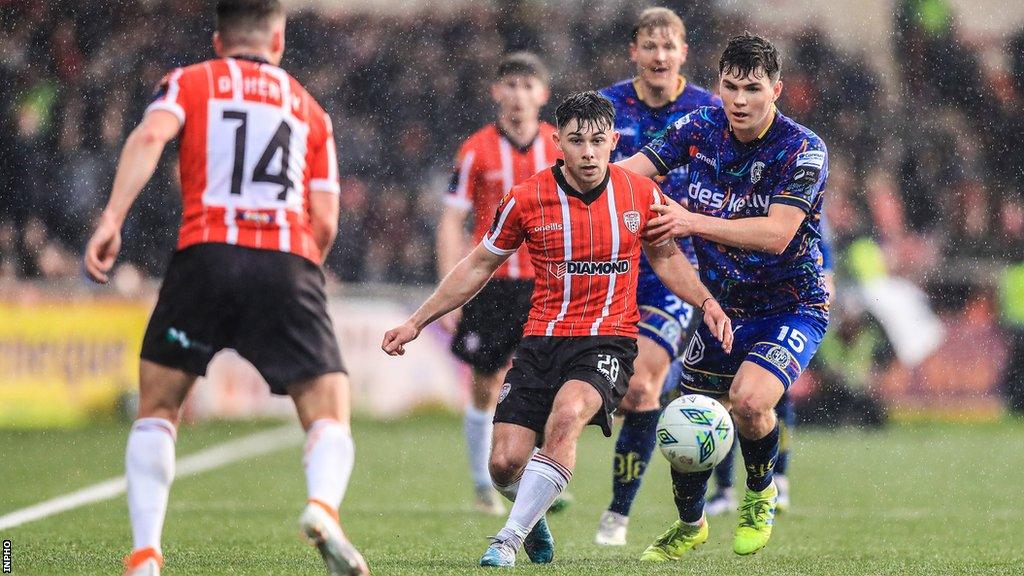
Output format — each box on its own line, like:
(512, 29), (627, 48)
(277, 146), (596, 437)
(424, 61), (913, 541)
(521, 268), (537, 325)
(1, 414), (1022, 575)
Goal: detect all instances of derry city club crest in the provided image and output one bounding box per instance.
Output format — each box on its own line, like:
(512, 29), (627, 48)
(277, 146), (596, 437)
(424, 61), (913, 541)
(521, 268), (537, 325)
(623, 210), (641, 234)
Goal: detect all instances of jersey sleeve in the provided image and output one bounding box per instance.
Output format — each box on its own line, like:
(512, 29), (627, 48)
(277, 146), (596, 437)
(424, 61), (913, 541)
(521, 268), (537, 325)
(309, 113), (341, 194)
(640, 108), (701, 176)
(481, 189), (525, 255)
(146, 68), (188, 124)
(771, 139), (827, 213)
(445, 140), (478, 210)
(645, 180), (666, 223)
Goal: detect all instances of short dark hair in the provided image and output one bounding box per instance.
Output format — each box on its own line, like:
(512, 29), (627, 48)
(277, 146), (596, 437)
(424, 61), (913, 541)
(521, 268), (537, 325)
(719, 32), (781, 82)
(496, 52), (549, 84)
(631, 7), (686, 43)
(555, 91), (616, 133)
(216, 0), (284, 46)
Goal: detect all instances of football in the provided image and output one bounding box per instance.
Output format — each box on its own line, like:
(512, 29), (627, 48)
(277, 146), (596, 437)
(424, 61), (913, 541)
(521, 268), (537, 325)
(656, 394), (734, 473)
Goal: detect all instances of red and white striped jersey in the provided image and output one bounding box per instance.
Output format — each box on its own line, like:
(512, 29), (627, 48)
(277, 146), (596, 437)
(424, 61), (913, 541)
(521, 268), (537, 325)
(445, 123), (561, 280)
(146, 56), (339, 263)
(482, 161), (666, 338)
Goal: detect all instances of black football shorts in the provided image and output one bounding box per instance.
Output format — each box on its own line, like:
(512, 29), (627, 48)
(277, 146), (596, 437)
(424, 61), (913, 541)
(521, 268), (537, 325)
(450, 278), (533, 374)
(140, 243), (345, 394)
(494, 335), (637, 437)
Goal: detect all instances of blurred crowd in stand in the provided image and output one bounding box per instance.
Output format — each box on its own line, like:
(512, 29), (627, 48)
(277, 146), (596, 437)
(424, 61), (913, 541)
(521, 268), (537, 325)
(1, 1), (1022, 410)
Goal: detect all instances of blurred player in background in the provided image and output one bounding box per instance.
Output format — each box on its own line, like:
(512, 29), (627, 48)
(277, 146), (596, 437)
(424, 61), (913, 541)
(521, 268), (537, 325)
(437, 52), (560, 515)
(383, 92), (732, 568)
(706, 215), (834, 515)
(594, 7), (721, 546)
(83, 1), (367, 574)
(619, 33), (830, 561)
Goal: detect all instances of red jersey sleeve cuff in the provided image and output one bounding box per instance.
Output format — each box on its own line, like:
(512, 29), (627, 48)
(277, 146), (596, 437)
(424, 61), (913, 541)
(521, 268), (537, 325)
(309, 179), (341, 194)
(482, 236), (518, 256)
(145, 101), (185, 125)
(443, 195), (472, 210)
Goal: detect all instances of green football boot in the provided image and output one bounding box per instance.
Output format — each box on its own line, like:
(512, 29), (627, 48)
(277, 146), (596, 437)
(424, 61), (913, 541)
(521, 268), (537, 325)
(639, 518), (708, 562)
(733, 481), (778, 555)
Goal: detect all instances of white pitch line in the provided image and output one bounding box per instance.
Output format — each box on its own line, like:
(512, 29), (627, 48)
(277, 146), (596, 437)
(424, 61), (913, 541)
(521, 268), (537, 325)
(0, 424), (302, 532)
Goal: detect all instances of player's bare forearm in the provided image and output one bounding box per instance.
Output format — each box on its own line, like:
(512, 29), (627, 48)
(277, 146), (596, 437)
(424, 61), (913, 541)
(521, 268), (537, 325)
(647, 198), (804, 255)
(690, 204), (804, 254)
(409, 243), (507, 330)
(308, 191), (339, 263)
(642, 241), (713, 308)
(643, 240), (734, 352)
(435, 205), (471, 278)
(615, 153), (660, 178)
(101, 110), (179, 226)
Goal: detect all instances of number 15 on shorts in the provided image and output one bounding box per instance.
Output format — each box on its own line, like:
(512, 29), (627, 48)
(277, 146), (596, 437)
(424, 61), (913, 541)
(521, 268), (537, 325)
(776, 325), (807, 352)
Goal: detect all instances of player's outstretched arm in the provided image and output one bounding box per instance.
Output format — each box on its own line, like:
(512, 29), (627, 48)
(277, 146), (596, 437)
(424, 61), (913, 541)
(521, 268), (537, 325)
(382, 243), (508, 356)
(616, 153), (660, 179)
(434, 204), (472, 332)
(84, 110), (180, 283)
(645, 197), (804, 255)
(642, 240), (733, 353)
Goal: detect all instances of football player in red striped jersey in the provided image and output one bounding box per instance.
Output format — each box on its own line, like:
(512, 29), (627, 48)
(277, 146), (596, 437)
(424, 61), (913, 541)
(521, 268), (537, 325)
(383, 92), (731, 568)
(84, 2), (367, 575)
(436, 53), (560, 515)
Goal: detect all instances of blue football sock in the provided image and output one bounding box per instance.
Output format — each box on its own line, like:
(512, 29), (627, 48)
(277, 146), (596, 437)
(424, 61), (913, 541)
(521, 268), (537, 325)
(712, 436), (736, 491)
(671, 467), (714, 523)
(608, 409), (660, 516)
(774, 393), (795, 476)
(739, 423), (780, 492)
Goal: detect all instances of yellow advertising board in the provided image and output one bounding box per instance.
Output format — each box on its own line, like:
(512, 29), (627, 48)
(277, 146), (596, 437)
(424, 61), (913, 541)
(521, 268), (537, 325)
(0, 299), (150, 427)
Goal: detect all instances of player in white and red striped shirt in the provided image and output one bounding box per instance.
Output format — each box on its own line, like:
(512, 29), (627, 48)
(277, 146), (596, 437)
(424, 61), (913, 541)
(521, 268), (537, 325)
(383, 92), (732, 568)
(84, 2), (367, 575)
(437, 52), (562, 515)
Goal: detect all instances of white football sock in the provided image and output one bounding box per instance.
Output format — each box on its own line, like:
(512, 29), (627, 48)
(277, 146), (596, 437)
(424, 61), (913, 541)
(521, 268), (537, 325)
(303, 419), (355, 511)
(126, 418), (176, 553)
(464, 405), (494, 490)
(493, 476), (520, 502)
(495, 453), (572, 549)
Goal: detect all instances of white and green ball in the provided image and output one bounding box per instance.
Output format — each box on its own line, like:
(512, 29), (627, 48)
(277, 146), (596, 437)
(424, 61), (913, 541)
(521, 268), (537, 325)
(656, 394), (734, 473)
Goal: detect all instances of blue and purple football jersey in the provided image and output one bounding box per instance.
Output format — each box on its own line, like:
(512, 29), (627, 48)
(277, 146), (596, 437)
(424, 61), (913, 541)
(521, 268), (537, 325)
(601, 78), (720, 357)
(641, 105), (830, 322)
(601, 78), (721, 269)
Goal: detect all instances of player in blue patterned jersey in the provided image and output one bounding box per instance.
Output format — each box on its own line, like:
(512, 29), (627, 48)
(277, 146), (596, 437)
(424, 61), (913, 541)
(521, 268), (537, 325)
(593, 7), (722, 547)
(619, 33), (830, 560)
(705, 219), (834, 517)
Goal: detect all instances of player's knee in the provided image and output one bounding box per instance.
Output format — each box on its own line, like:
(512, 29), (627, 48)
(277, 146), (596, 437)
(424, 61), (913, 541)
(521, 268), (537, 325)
(622, 373), (659, 412)
(489, 451), (525, 485)
(730, 394), (774, 434)
(551, 395), (594, 428)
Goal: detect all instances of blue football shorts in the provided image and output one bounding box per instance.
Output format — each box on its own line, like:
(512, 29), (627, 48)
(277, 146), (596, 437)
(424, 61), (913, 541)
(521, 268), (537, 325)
(679, 312), (827, 397)
(637, 281), (696, 359)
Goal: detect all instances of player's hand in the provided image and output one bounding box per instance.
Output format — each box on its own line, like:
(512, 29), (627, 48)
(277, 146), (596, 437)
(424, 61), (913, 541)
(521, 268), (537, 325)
(644, 197), (699, 245)
(701, 298), (733, 354)
(382, 321), (420, 356)
(439, 308), (462, 334)
(84, 215), (122, 284)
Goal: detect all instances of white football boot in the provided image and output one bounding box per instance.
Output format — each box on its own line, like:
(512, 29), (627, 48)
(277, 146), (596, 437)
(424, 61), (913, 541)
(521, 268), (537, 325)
(705, 487), (737, 517)
(474, 486), (506, 516)
(299, 501), (370, 576)
(775, 475), (791, 513)
(122, 547), (161, 576)
(594, 510), (629, 546)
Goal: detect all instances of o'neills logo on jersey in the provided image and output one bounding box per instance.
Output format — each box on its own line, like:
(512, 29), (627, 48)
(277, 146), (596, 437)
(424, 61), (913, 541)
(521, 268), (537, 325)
(550, 260), (630, 278)
(688, 145), (718, 169)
